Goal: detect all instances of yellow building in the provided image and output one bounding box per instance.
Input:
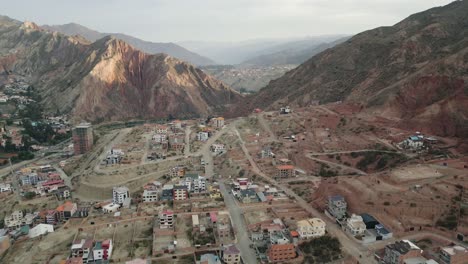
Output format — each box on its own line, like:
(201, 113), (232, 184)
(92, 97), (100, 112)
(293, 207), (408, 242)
(297, 218), (326, 239)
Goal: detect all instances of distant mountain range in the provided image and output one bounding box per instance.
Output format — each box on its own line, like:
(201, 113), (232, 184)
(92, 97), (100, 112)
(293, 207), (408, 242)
(242, 0), (468, 139)
(178, 35), (346, 65)
(42, 23), (216, 66)
(0, 16), (240, 122)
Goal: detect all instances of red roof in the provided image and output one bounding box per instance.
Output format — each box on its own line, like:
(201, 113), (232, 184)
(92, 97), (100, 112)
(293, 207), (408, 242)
(290, 230), (299, 237)
(277, 165), (294, 170)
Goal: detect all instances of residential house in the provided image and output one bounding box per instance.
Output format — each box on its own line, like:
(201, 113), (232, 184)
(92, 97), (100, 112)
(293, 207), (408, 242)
(71, 238), (94, 262)
(155, 125), (169, 134)
(439, 245), (468, 264)
(0, 183), (12, 192)
(21, 173), (39, 185)
(376, 224), (393, 240)
(182, 173), (207, 193)
(383, 240), (423, 264)
(198, 253), (221, 264)
(211, 117), (225, 128)
(403, 135), (424, 150)
(56, 201), (77, 221)
(222, 244), (241, 264)
(46, 210), (58, 225)
(161, 185), (174, 201)
(296, 218), (326, 239)
(197, 131), (210, 142)
(159, 210), (174, 229)
(267, 243), (297, 263)
(170, 166), (186, 178)
(211, 144), (225, 154)
(218, 223), (230, 239)
(102, 203), (120, 214)
(276, 165), (295, 179)
(222, 245), (241, 264)
(112, 186), (130, 205)
(53, 186), (71, 200)
(328, 195), (347, 220)
(168, 134), (185, 152)
(4, 210), (23, 229)
(142, 189), (159, 202)
(280, 106), (291, 114)
(239, 189), (258, 203)
(261, 147), (275, 158)
(173, 185), (189, 200)
(152, 133), (167, 144)
(361, 213), (380, 229)
(29, 223), (54, 238)
(346, 214), (366, 236)
(90, 240), (113, 262)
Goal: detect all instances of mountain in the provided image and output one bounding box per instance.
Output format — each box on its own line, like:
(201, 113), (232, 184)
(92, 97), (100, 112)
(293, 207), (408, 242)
(244, 0), (468, 138)
(178, 36), (344, 65)
(0, 17), (240, 122)
(241, 37), (349, 67)
(42, 23), (216, 66)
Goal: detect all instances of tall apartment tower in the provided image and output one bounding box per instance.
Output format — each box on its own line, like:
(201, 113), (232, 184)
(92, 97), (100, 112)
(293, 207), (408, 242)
(72, 122), (94, 155)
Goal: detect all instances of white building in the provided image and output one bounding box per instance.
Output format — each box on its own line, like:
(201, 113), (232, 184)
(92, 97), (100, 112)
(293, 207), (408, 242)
(142, 189), (159, 202)
(155, 125), (169, 134)
(112, 186), (130, 205)
(211, 144), (225, 154)
(403, 135), (424, 149)
(197, 132), (209, 142)
(159, 210), (174, 229)
(346, 214), (366, 236)
(153, 133), (167, 143)
(296, 218), (326, 239)
(29, 224), (54, 238)
(0, 183), (12, 192)
(102, 203), (120, 214)
(4, 211), (24, 229)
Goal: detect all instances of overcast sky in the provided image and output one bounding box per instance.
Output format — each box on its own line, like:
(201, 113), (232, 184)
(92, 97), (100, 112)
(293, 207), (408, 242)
(1, 0), (454, 42)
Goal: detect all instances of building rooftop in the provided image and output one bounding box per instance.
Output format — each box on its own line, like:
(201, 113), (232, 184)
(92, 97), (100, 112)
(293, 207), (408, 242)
(441, 245), (468, 255)
(277, 165), (294, 170)
(224, 244), (240, 255)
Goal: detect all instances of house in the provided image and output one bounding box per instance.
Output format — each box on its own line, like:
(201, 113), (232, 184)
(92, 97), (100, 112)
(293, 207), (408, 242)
(222, 244), (241, 264)
(383, 240), (423, 264)
(112, 186), (130, 205)
(161, 186), (174, 201)
(91, 240), (113, 262)
(346, 214), (366, 236)
(71, 238), (94, 261)
(376, 224), (393, 240)
(361, 213), (380, 229)
(142, 189), (159, 202)
(168, 134), (185, 152)
(328, 195), (347, 220)
(276, 165), (295, 179)
(211, 117), (225, 128)
(403, 135), (424, 150)
(170, 166), (185, 178)
(280, 106), (291, 114)
(239, 189), (258, 203)
(74, 207), (90, 218)
(439, 245), (468, 264)
(155, 125), (169, 134)
(21, 173), (39, 185)
(53, 186), (71, 200)
(197, 131), (210, 142)
(296, 218), (326, 239)
(173, 185), (188, 200)
(270, 231), (290, 245)
(29, 223), (54, 238)
(46, 210), (58, 225)
(4, 210), (24, 229)
(0, 183), (12, 192)
(56, 201), (77, 221)
(170, 120), (183, 131)
(211, 144), (225, 154)
(153, 133), (167, 144)
(260, 147), (275, 158)
(218, 223), (230, 239)
(159, 210), (174, 229)
(198, 253), (221, 264)
(182, 173), (207, 193)
(102, 203), (120, 214)
(267, 243), (297, 263)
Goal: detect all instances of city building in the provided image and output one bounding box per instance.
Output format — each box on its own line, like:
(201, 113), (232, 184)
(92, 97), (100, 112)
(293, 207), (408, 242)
(222, 244), (241, 264)
(168, 134), (185, 152)
(21, 173), (39, 185)
(170, 166), (186, 178)
(56, 201), (78, 221)
(155, 125), (169, 134)
(211, 117), (225, 128)
(71, 238), (94, 261)
(0, 183), (12, 192)
(328, 195), (347, 219)
(346, 214), (366, 236)
(152, 133), (167, 144)
(383, 240), (423, 264)
(4, 210), (24, 229)
(102, 203), (120, 214)
(112, 186), (130, 205)
(142, 189), (159, 202)
(173, 185), (188, 200)
(296, 218), (326, 239)
(72, 123), (94, 155)
(276, 165), (295, 179)
(211, 143), (225, 154)
(439, 245), (468, 264)
(197, 131), (210, 141)
(182, 173), (207, 193)
(159, 210), (174, 229)
(267, 243), (297, 263)
(29, 223), (54, 238)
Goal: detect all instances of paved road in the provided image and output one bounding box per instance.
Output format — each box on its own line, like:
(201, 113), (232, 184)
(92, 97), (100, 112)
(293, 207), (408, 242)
(234, 127), (375, 263)
(219, 182), (258, 264)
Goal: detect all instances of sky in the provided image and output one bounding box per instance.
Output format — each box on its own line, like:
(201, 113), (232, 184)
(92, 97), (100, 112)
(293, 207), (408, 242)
(0, 0), (455, 43)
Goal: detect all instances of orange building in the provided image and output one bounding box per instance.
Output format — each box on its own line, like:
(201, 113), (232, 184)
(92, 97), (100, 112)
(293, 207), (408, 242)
(267, 243), (297, 263)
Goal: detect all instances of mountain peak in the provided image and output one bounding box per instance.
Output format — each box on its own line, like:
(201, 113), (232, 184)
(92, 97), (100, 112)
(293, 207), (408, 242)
(20, 21), (41, 31)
